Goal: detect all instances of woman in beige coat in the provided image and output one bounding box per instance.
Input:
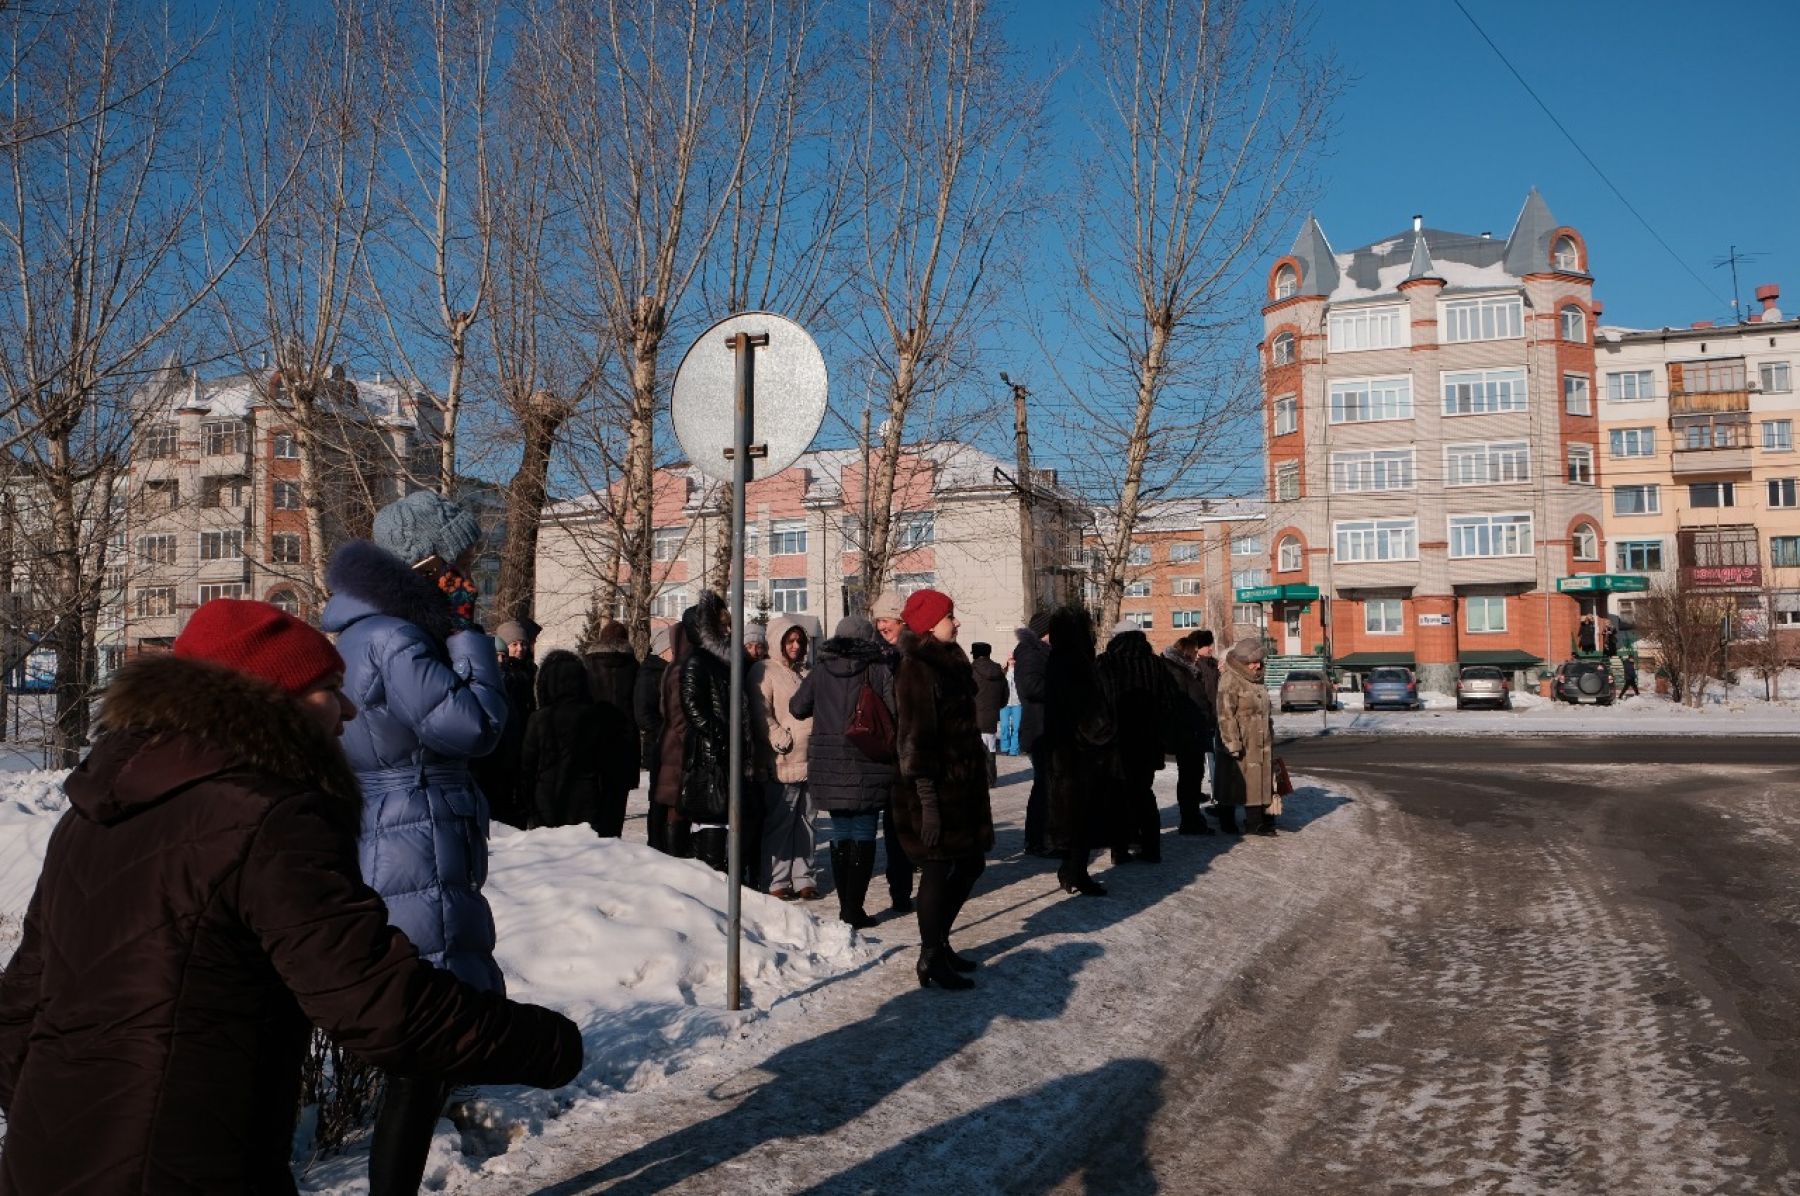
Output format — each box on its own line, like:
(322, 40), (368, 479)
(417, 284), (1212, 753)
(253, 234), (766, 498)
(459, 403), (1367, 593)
(1213, 637), (1279, 836)
(751, 617), (818, 898)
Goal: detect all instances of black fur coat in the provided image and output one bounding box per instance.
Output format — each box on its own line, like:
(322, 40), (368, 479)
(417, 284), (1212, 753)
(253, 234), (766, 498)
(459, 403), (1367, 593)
(892, 633), (994, 861)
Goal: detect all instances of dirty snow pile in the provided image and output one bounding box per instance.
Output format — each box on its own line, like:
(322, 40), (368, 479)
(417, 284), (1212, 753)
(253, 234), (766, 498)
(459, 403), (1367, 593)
(0, 769), (875, 1190)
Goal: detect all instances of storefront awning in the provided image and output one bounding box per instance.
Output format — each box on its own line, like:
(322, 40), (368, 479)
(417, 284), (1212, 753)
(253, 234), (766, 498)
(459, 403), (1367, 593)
(1457, 649), (1543, 668)
(1333, 650), (1416, 668)
(1557, 574), (1650, 594)
(1235, 583), (1321, 603)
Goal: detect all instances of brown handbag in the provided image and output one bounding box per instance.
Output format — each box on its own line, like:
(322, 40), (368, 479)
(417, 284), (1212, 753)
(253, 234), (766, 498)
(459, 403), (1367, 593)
(845, 677), (897, 763)
(1273, 757), (1294, 796)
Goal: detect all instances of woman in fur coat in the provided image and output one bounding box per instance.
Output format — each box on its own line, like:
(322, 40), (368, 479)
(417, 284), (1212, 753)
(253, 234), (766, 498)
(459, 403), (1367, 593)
(1214, 637), (1278, 835)
(1043, 605), (1116, 896)
(522, 650), (639, 834)
(1098, 622), (1180, 863)
(675, 591), (756, 876)
(891, 589), (993, 990)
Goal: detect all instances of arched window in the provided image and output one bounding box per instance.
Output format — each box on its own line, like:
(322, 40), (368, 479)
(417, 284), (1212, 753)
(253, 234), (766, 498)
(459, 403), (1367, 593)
(267, 589), (300, 616)
(1274, 265), (1298, 300)
(1572, 523), (1599, 561)
(1554, 236), (1581, 272)
(1271, 331), (1296, 366)
(1560, 304), (1586, 343)
(1277, 535), (1303, 573)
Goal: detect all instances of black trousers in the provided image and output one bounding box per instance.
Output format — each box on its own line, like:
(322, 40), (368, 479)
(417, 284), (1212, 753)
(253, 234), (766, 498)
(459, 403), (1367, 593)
(916, 854), (986, 948)
(1121, 762), (1162, 858)
(883, 802), (914, 902)
(592, 784), (631, 838)
(1174, 748), (1210, 829)
(1024, 745), (1051, 851)
(369, 1075), (453, 1196)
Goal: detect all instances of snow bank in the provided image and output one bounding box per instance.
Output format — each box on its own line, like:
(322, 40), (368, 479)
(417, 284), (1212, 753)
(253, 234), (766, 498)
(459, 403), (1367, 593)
(1278, 691), (1800, 737)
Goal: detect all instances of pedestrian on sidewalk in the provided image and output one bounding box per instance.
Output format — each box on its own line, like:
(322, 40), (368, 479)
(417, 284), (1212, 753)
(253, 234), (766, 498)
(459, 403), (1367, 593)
(997, 655), (1022, 755)
(1215, 638), (1278, 836)
(1014, 611), (1054, 855)
(474, 618), (538, 829)
(0, 600), (582, 1196)
(752, 617), (818, 900)
(650, 622), (694, 858)
(1044, 606), (1115, 896)
(893, 589), (994, 990)
(1621, 654), (1641, 697)
(970, 641), (1010, 787)
(791, 615), (897, 929)
(871, 591), (916, 915)
(1099, 621), (1179, 863)
(521, 650), (637, 835)
(1161, 631), (1217, 835)
(674, 592), (756, 878)
(582, 620), (640, 772)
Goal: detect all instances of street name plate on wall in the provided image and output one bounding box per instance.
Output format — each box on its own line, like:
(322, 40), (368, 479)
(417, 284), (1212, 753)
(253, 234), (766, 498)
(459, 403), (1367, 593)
(1417, 614), (1451, 627)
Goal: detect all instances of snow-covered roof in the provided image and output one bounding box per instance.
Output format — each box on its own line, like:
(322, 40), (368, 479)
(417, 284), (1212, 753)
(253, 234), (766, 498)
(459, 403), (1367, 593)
(156, 371), (426, 429)
(1089, 496), (1266, 536)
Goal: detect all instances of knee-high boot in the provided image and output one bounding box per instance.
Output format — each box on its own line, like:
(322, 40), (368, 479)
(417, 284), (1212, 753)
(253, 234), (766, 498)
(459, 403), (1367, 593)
(831, 841), (877, 929)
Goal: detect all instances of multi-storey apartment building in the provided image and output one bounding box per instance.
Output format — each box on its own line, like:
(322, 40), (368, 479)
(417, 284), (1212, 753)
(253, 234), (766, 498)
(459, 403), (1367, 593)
(534, 442), (1088, 654)
(1257, 190), (1609, 690)
(122, 368), (447, 649)
(1082, 498), (1268, 652)
(1597, 284), (1800, 655)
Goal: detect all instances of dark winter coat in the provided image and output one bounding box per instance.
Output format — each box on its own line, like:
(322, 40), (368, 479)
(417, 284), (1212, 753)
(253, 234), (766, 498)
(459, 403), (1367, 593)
(320, 540), (509, 993)
(790, 619), (897, 815)
(0, 656), (581, 1196)
(1012, 628), (1051, 752)
(652, 623), (691, 812)
(1194, 655), (1221, 723)
(521, 652), (638, 829)
(1098, 629), (1177, 773)
(971, 656), (1009, 734)
(1160, 646), (1214, 754)
(472, 653), (537, 828)
(635, 653), (668, 772)
(583, 646), (639, 735)
(1042, 609), (1116, 850)
(892, 633), (994, 861)
(676, 593), (753, 825)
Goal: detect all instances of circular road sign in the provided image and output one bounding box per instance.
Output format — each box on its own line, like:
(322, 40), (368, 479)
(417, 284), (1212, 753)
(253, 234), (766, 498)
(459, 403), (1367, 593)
(671, 310), (828, 484)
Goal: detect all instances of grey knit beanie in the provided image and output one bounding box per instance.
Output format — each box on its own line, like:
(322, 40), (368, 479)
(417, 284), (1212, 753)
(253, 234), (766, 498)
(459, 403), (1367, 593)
(372, 490), (482, 567)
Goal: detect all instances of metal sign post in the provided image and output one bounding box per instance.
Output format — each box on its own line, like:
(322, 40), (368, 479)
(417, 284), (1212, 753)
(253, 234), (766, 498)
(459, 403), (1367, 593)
(670, 311), (828, 1014)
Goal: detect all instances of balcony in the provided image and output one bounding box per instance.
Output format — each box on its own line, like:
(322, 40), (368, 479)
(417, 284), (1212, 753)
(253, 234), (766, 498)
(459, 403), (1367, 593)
(1668, 389), (1749, 417)
(1671, 445), (1752, 475)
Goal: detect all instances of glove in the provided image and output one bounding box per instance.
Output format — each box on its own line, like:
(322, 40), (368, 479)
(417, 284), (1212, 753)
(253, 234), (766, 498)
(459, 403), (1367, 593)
(438, 567), (482, 634)
(916, 777), (942, 848)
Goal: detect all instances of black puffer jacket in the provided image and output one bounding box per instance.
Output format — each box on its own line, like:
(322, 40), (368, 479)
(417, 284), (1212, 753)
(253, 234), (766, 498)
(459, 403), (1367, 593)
(971, 656), (1008, 733)
(1013, 628), (1050, 752)
(582, 647), (639, 734)
(790, 616), (897, 815)
(634, 653), (667, 771)
(472, 654), (536, 829)
(677, 592), (753, 824)
(521, 651), (638, 828)
(1043, 607), (1116, 850)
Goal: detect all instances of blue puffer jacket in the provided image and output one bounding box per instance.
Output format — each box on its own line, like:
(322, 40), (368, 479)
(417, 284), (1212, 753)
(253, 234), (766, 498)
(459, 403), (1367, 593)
(320, 540), (510, 993)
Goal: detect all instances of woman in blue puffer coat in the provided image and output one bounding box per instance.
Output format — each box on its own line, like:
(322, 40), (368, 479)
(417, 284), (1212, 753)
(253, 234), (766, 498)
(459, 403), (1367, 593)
(320, 490), (510, 1196)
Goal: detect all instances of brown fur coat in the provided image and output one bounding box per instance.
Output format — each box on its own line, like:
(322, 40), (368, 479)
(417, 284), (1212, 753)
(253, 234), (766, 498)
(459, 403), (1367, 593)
(891, 634), (994, 861)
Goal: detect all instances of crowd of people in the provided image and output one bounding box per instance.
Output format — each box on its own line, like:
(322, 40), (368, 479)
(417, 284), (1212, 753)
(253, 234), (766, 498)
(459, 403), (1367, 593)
(0, 484), (1282, 1194)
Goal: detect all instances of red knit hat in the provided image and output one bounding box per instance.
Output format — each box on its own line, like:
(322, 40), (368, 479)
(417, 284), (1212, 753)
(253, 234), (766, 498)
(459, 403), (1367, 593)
(901, 588), (954, 636)
(174, 599), (346, 696)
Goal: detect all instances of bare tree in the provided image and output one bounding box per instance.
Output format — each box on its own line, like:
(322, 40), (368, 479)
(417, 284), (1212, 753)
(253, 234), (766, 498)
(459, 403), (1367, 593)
(1067, 0), (1335, 626)
(1635, 577), (1728, 708)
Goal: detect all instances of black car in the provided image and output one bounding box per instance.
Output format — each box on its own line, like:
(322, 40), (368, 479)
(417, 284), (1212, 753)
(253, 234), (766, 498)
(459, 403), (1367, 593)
(1553, 659), (1615, 706)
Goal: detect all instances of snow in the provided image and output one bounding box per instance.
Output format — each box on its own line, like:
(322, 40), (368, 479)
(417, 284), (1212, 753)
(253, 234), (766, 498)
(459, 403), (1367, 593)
(1279, 689), (1800, 737)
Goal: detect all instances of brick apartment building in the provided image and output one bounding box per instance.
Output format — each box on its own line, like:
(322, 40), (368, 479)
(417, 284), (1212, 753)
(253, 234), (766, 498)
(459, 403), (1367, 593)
(1083, 498), (1269, 652)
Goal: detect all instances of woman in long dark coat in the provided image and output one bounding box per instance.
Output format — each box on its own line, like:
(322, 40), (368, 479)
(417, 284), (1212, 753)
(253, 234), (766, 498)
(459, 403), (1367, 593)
(522, 650), (639, 834)
(1098, 622), (1179, 863)
(891, 589), (993, 989)
(1043, 605), (1115, 896)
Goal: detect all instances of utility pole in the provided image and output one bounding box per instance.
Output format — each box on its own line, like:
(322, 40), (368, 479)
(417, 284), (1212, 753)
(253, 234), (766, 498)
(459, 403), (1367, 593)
(1001, 372), (1035, 620)
(859, 401), (872, 613)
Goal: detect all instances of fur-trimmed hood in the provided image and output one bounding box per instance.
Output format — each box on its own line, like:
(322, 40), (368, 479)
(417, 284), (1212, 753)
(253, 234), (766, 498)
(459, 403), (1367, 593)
(320, 538), (453, 642)
(681, 591), (732, 663)
(70, 654), (361, 825)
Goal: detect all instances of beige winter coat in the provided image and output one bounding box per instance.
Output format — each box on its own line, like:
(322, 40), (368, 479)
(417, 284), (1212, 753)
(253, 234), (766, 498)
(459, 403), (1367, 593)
(750, 617), (812, 784)
(1213, 656), (1275, 808)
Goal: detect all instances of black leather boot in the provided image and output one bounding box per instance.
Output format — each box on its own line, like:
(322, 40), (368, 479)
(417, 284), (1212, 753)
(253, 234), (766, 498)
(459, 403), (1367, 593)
(831, 842), (878, 929)
(916, 946), (975, 990)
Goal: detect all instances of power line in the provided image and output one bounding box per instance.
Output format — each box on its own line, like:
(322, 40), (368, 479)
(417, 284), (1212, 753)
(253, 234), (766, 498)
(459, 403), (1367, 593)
(1450, 0), (1732, 315)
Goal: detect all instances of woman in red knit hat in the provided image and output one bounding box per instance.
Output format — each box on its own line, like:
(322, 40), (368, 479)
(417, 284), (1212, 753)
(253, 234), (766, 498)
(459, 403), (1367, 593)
(891, 588), (994, 989)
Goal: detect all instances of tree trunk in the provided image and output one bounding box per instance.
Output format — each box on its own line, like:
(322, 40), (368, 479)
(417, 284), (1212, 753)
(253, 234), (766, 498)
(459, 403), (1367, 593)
(860, 349), (918, 607)
(621, 304), (664, 656)
(1100, 326), (1168, 628)
(438, 325), (468, 495)
(495, 391), (569, 626)
(46, 436), (88, 766)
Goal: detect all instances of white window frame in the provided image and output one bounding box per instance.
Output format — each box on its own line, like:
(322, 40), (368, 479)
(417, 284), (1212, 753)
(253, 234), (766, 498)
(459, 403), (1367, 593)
(1171, 576), (1205, 596)
(1274, 266), (1297, 300)
(1126, 543), (1151, 566)
(1273, 394), (1297, 436)
(135, 586), (176, 618)
(198, 530), (244, 561)
(1772, 538), (1800, 570)
(270, 532), (303, 565)
(1465, 594), (1507, 634)
(1612, 485), (1661, 516)
(272, 432), (301, 459)
(893, 571), (938, 596)
(1333, 519), (1417, 563)
(136, 534), (177, 565)
(1563, 373), (1591, 415)
(1445, 441), (1530, 487)
(1605, 370), (1655, 402)
(1330, 447), (1416, 494)
(1231, 533), (1265, 556)
(1609, 427), (1656, 457)
(1327, 305), (1407, 353)
(1688, 481), (1736, 509)
(1275, 461), (1300, 501)
(201, 419), (246, 456)
(1614, 540), (1664, 572)
(197, 582), (245, 604)
(1277, 536), (1303, 573)
(1442, 368), (1528, 416)
(272, 480), (302, 511)
(652, 527), (685, 562)
(1123, 579), (1152, 598)
(267, 590), (300, 615)
(1768, 478), (1798, 510)
(1448, 513), (1533, 559)
(1363, 597), (1403, 635)
(1763, 419), (1794, 451)
(1169, 542), (1201, 563)
(769, 518), (807, 556)
(140, 423), (178, 459)
(1123, 611), (1153, 630)
(1760, 361), (1792, 394)
(1270, 332), (1295, 366)
(1559, 305), (1587, 343)
(1572, 523), (1600, 561)
(1553, 237), (1581, 272)
(1566, 444), (1595, 485)
(1329, 376), (1413, 424)
(1231, 567), (1269, 591)
(893, 511), (936, 550)
(651, 586), (690, 619)
(1440, 295), (1524, 343)
(1171, 609), (1206, 629)
(769, 577), (808, 612)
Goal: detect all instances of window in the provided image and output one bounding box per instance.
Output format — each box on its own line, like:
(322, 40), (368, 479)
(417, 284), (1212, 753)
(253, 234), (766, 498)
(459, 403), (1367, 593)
(1445, 441), (1530, 486)
(769, 519), (807, 555)
(1559, 305), (1587, 343)
(1613, 484), (1660, 515)
(1364, 598), (1403, 635)
(769, 577), (808, 613)
(1563, 374), (1591, 415)
(1169, 542), (1201, 563)
(1760, 362), (1793, 394)
(271, 533), (302, 564)
(267, 590), (299, 615)
(1232, 603), (1265, 629)
(1605, 370), (1655, 402)
(1572, 523), (1599, 561)
(1770, 479), (1799, 509)
(136, 535), (176, 565)
(1328, 305), (1406, 352)
(272, 481), (302, 511)
(1689, 481), (1736, 508)
(652, 526), (685, 562)
(1772, 537), (1800, 569)
(1274, 265), (1297, 300)
(1171, 610), (1207, 629)
(1123, 611), (1153, 630)
(201, 420), (247, 456)
(1270, 332), (1295, 366)
(1277, 536), (1302, 572)
(1763, 420), (1794, 451)
(1610, 427), (1656, 457)
(1448, 513), (1533, 558)
(1275, 461), (1300, 501)
(1778, 595), (1800, 626)
(1566, 445), (1594, 485)
(1123, 580), (1151, 598)
(1330, 448), (1415, 493)
(1126, 544), (1151, 566)
(202, 475), (247, 509)
(140, 423), (177, 459)
(135, 587), (175, 618)
(1329, 377), (1412, 424)
(272, 432), (301, 459)
(1678, 414), (1749, 450)
(651, 586), (689, 619)
(1273, 395), (1297, 436)
(197, 583), (245, 604)
(142, 479), (179, 511)
(1553, 236), (1581, 271)
(199, 530), (243, 561)
(1334, 519), (1416, 563)
(1232, 533), (1265, 556)
(1676, 358), (1746, 395)
(893, 571), (937, 596)
(1443, 368), (1527, 416)
(744, 526), (761, 557)
(1615, 540), (1664, 571)
(1172, 577), (1205, 596)
(1465, 595), (1507, 633)
(1231, 568), (1268, 590)
(1441, 295), (1523, 343)
(840, 516), (862, 551)
(893, 511), (935, 550)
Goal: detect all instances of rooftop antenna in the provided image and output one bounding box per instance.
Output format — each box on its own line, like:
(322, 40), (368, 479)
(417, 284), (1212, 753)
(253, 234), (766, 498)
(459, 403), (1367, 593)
(1712, 245), (1765, 323)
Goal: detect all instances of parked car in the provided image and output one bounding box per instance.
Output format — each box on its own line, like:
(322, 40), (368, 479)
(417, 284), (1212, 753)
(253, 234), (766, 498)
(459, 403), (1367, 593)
(1553, 659), (1615, 705)
(1279, 669), (1334, 712)
(1362, 666), (1422, 711)
(1455, 665), (1512, 710)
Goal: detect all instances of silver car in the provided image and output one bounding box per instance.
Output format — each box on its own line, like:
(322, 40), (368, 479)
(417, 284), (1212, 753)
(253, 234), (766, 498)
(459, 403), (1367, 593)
(1455, 665), (1511, 710)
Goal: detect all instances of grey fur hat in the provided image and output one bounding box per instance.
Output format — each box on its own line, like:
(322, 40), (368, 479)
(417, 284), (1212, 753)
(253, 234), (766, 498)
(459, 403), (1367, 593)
(1226, 637), (1267, 664)
(372, 490), (482, 567)
(744, 622), (768, 645)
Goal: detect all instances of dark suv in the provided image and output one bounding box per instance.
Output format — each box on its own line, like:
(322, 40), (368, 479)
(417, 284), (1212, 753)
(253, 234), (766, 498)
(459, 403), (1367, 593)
(1553, 660), (1615, 706)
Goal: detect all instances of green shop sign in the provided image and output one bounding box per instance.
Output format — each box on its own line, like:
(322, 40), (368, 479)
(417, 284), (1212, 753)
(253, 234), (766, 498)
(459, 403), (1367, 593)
(1234, 583), (1322, 603)
(1556, 574), (1650, 594)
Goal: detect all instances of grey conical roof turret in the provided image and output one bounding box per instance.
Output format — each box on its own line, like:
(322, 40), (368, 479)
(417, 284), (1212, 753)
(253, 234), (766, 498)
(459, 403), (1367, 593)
(1289, 214), (1339, 297)
(1406, 229), (1440, 282)
(1502, 187), (1559, 276)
